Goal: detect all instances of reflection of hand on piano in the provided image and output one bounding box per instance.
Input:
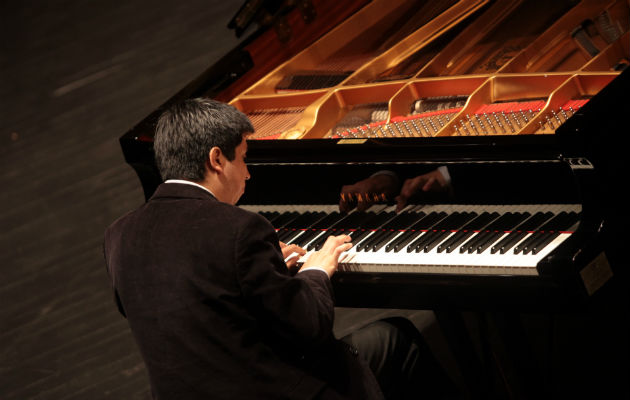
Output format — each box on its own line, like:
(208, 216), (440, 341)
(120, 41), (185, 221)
(339, 168), (453, 213)
(339, 171), (399, 212)
(395, 167), (452, 212)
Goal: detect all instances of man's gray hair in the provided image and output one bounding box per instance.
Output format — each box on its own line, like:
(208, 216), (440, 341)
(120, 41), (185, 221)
(154, 98), (254, 181)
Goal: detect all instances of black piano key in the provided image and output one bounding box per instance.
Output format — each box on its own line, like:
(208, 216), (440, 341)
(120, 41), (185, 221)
(406, 232), (432, 253)
(293, 229), (321, 247)
(523, 211), (579, 255)
(531, 232), (561, 254)
(475, 231), (503, 253)
(357, 212), (414, 249)
(409, 212), (464, 252)
(386, 212), (443, 252)
(496, 231), (528, 254)
(439, 212), (498, 253)
(423, 211), (478, 252)
(309, 223), (350, 250)
(384, 222), (426, 253)
(346, 212), (394, 246)
(293, 212), (346, 246)
(514, 212), (569, 254)
(369, 212), (424, 251)
(277, 212), (312, 241)
(350, 229), (376, 247)
(280, 211), (327, 242)
(522, 232), (555, 254)
(260, 211), (280, 223)
(344, 210), (397, 249)
(311, 211), (376, 250)
(461, 212), (525, 253)
(371, 230), (403, 252)
(492, 211), (553, 254)
(460, 212), (519, 253)
(277, 229), (296, 242)
(392, 212), (447, 253)
(357, 230), (388, 251)
(440, 231), (471, 253)
(475, 212), (530, 253)
(422, 231), (453, 252)
(269, 211), (301, 229)
(462, 230), (494, 254)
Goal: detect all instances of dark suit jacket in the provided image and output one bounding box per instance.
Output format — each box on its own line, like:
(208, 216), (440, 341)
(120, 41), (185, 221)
(104, 183), (381, 400)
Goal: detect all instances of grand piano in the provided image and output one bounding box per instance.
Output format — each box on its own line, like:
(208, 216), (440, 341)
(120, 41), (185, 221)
(120, 0), (627, 312)
(120, 1), (628, 397)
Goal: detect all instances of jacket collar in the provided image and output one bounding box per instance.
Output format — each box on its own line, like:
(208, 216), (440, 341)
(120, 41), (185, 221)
(150, 182), (217, 202)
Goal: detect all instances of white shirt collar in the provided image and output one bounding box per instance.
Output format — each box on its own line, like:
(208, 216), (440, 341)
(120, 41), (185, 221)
(164, 179), (217, 198)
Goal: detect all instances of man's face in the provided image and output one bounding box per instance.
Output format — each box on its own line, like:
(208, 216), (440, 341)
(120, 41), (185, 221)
(223, 137), (250, 205)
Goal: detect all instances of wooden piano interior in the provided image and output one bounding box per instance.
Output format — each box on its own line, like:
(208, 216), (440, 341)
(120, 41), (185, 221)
(222, 0), (628, 140)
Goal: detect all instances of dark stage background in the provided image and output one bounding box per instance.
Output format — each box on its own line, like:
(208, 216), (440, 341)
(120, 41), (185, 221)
(1, 2), (627, 400)
(1, 2), (247, 398)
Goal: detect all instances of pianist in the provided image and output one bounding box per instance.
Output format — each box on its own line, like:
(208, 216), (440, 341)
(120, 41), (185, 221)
(104, 98), (457, 399)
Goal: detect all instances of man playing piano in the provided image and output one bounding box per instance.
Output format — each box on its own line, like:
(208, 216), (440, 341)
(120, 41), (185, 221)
(103, 98), (456, 399)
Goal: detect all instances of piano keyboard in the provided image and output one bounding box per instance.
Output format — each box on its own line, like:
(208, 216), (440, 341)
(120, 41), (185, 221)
(240, 204), (582, 276)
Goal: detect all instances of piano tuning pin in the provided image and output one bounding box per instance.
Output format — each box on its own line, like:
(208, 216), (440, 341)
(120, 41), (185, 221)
(510, 112), (521, 129)
(483, 113), (497, 134)
(551, 109), (562, 125)
(546, 115), (555, 129)
(502, 112), (515, 133)
(424, 120), (431, 134)
(519, 109), (529, 123)
(384, 124), (394, 137)
(466, 114), (479, 135)
(529, 109), (537, 119)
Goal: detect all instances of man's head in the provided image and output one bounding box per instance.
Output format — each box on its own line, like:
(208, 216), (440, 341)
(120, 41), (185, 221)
(155, 98), (254, 204)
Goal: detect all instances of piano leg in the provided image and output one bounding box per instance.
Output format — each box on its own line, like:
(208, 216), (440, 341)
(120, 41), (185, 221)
(434, 310), (493, 400)
(485, 312), (547, 400)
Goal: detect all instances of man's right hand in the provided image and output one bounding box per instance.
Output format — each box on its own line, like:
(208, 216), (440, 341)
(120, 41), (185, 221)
(300, 235), (352, 277)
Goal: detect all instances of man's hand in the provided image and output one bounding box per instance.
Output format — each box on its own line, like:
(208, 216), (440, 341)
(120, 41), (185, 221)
(300, 235), (352, 277)
(339, 173), (399, 212)
(395, 169), (451, 212)
(280, 241), (306, 270)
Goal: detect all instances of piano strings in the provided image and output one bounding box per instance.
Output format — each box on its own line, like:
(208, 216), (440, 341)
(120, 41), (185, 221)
(330, 96), (467, 138)
(246, 106), (306, 139)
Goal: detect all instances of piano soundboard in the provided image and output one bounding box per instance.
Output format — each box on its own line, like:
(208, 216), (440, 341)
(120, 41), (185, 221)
(240, 203), (582, 276)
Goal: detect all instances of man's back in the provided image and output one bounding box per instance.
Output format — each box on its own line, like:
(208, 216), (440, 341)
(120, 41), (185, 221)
(104, 183), (340, 399)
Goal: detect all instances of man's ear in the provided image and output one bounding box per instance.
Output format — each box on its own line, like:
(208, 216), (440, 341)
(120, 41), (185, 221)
(208, 147), (223, 173)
